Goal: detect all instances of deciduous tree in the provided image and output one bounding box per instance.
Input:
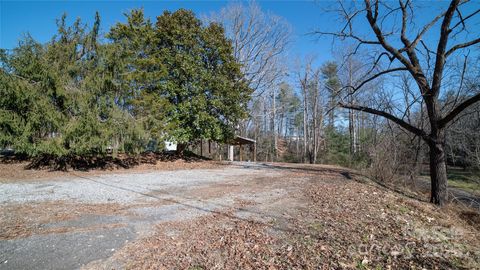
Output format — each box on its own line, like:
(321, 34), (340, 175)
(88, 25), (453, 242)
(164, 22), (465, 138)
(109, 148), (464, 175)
(317, 0), (480, 205)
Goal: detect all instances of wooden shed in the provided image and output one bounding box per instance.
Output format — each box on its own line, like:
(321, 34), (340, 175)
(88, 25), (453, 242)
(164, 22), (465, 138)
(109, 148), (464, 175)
(228, 136), (256, 162)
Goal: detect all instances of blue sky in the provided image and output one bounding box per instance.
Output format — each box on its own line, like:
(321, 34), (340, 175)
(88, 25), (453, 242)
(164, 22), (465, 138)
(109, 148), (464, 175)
(1, 1), (478, 72)
(1, 1), (336, 64)
(2, 0), (478, 127)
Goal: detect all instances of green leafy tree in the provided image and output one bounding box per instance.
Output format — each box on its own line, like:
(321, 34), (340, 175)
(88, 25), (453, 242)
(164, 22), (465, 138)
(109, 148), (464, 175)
(154, 9), (251, 147)
(1, 9), (251, 162)
(0, 13), (147, 159)
(109, 9), (251, 151)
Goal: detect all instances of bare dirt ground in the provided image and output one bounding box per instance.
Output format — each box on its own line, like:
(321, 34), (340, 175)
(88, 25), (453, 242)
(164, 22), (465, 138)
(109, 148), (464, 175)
(1, 162), (479, 269)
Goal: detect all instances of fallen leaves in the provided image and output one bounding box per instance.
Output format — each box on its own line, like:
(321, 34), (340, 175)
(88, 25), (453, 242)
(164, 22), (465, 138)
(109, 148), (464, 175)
(117, 171), (480, 269)
(3, 164), (479, 269)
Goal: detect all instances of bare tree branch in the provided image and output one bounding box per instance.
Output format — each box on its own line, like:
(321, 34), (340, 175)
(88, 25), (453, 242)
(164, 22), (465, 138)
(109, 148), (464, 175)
(363, 0), (434, 94)
(439, 92), (480, 128)
(338, 102), (429, 140)
(210, 2), (291, 96)
(450, 8), (480, 31)
(446, 37), (480, 57)
(407, 11), (447, 50)
(344, 67), (408, 95)
(431, 0), (460, 95)
(313, 30), (380, 45)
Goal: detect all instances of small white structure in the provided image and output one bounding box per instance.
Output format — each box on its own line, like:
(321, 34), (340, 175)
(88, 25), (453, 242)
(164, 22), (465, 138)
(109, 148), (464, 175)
(228, 145), (234, 161)
(164, 140), (177, 151)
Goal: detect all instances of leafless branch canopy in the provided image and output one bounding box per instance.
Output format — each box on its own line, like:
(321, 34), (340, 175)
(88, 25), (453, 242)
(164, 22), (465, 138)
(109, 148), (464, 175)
(209, 2), (292, 96)
(316, 0), (480, 139)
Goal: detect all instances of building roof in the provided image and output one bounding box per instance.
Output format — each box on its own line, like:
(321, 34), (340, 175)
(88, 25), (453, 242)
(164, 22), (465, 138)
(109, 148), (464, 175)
(229, 135), (256, 145)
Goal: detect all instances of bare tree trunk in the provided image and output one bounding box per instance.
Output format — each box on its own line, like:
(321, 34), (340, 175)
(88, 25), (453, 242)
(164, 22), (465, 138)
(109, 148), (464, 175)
(358, 111), (363, 152)
(303, 92), (308, 163)
(272, 88), (277, 161)
(312, 102), (317, 164)
(279, 111), (284, 139)
(347, 57), (357, 155)
(349, 109), (356, 155)
(263, 97), (268, 134)
(328, 97), (335, 128)
(296, 126), (300, 160)
(315, 111), (324, 163)
(428, 130), (448, 205)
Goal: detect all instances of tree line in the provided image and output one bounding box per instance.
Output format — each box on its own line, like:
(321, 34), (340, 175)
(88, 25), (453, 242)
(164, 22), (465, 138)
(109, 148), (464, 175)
(0, 9), (251, 160)
(211, 1), (479, 206)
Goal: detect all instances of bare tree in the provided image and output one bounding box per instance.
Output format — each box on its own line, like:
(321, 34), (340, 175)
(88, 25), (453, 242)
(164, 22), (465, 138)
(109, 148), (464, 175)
(295, 57), (326, 163)
(317, 0), (480, 205)
(208, 2), (291, 162)
(297, 59), (311, 163)
(338, 51), (364, 155)
(321, 61), (341, 129)
(208, 1), (291, 96)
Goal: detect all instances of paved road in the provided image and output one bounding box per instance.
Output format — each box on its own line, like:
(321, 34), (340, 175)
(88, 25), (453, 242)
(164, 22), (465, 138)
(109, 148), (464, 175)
(0, 163), (289, 270)
(412, 177), (480, 210)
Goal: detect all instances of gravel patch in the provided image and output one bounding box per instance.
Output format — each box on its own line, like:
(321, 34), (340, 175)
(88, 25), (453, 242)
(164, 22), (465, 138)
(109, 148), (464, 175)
(0, 163), (290, 270)
(0, 166), (282, 204)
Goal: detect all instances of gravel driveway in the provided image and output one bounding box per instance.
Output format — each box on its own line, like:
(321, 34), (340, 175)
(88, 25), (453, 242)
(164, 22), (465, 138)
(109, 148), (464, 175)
(2, 163), (479, 269)
(0, 163), (292, 270)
